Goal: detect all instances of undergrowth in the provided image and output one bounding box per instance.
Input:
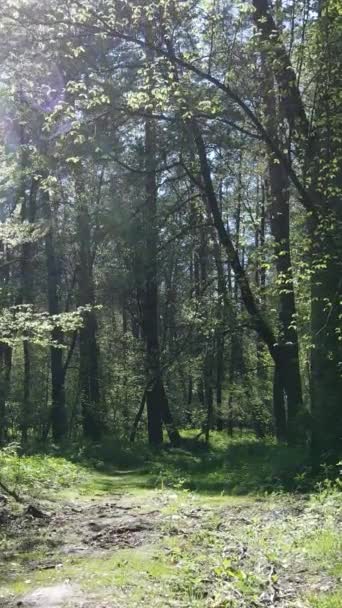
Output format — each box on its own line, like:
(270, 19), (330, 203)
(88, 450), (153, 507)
(0, 432), (341, 500)
(0, 443), (89, 499)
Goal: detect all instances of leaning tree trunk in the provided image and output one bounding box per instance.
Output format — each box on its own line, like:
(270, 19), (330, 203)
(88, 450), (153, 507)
(165, 34), (305, 443)
(189, 118), (297, 401)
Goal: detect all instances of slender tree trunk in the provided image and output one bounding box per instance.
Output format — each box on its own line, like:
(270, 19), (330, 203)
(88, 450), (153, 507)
(255, 182), (270, 433)
(212, 238), (229, 431)
(0, 244), (12, 444)
(143, 87), (164, 446)
(0, 343), (11, 445)
(216, 334), (224, 431)
(20, 179), (37, 443)
(186, 376), (193, 425)
(227, 395), (234, 437)
(204, 372), (214, 442)
(130, 389), (147, 443)
(186, 248), (194, 426)
(198, 225), (214, 442)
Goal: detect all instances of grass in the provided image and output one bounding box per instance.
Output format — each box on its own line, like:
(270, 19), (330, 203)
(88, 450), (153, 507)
(304, 530), (342, 576)
(309, 593), (342, 608)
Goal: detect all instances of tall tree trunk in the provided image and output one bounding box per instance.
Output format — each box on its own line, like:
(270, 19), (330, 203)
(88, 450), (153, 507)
(199, 224), (214, 442)
(44, 191), (68, 442)
(186, 249), (194, 425)
(142, 27), (180, 445)
(262, 58), (303, 443)
(214, 242), (225, 432)
(310, 0), (342, 463)
(76, 178), (102, 441)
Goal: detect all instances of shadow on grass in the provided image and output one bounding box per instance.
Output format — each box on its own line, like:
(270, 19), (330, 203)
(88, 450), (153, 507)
(72, 432), (312, 496)
(147, 437), (310, 495)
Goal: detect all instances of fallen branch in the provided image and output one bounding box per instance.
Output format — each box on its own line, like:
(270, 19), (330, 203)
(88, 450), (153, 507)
(0, 479), (48, 517)
(0, 478), (22, 503)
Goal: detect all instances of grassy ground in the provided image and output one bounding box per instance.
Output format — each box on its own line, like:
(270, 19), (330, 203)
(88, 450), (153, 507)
(0, 433), (341, 607)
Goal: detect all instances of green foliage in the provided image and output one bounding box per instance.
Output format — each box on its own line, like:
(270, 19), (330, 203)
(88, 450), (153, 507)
(0, 305), (98, 347)
(0, 444), (87, 498)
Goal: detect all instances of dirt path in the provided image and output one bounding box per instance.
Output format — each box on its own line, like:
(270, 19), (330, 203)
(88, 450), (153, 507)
(0, 493), (169, 607)
(0, 488), (341, 607)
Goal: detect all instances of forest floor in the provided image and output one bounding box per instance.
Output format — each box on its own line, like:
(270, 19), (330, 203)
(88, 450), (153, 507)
(0, 435), (341, 608)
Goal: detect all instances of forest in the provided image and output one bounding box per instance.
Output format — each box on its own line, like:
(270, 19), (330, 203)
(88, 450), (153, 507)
(0, 0), (341, 607)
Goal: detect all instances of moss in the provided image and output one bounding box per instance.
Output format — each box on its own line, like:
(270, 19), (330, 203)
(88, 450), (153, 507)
(1, 545), (174, 597)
